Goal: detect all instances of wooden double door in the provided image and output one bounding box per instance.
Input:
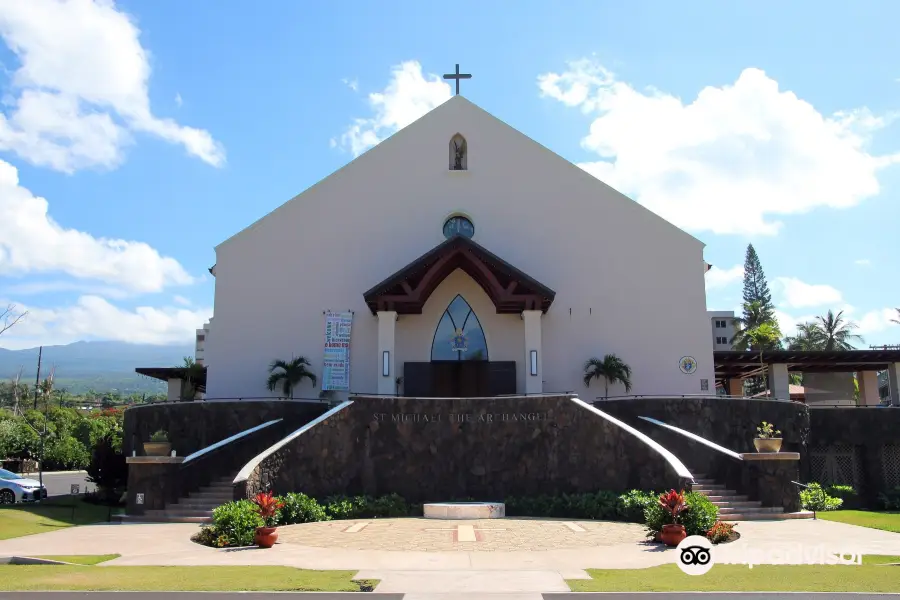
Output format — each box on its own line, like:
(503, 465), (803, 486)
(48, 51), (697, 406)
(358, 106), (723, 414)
(403, 361), (516, 397)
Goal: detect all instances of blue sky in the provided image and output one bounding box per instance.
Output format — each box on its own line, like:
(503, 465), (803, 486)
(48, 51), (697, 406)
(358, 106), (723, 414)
(1, 0), (899, 349)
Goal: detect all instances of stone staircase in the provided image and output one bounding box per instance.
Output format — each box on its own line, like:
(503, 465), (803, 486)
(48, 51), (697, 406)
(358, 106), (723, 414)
(120, 476), (233, 524)
(690, 472), (814, 521)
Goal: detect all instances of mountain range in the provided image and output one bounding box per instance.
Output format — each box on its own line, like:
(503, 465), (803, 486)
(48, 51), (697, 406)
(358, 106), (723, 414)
(0, 341), (195, 394)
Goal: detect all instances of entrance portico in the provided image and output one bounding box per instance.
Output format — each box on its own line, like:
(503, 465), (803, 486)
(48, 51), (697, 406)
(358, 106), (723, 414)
(364, 235), (556, 397)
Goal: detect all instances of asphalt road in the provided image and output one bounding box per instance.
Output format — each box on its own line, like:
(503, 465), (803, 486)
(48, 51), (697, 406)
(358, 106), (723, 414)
(23, 471), (94, 497)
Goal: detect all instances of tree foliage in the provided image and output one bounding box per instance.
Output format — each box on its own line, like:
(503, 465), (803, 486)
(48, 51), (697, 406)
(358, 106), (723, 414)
(266, 356), (317, 399)
(583, 354), (633, 398)
(741, 244), (775, 315)
(784, 310), (864, 351)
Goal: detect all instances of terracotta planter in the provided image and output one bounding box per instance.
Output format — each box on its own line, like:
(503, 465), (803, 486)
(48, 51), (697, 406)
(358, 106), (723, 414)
(255, 526), (278, 548)
(143, 442), (172, 456)
(753, 438), (782, 453)
(660, 524), (687, 547)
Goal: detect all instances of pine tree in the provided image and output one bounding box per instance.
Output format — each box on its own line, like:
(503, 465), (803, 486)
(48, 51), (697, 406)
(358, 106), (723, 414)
(742, 244), (774, 316)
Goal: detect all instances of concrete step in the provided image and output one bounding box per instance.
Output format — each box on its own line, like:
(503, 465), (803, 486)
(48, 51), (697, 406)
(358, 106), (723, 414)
(117, 514), (211, 524)
(728, 511), (814, 521)
(146, 509), (213, 518)
(691, 483), (725, 490)
(693, 479), (717, 485)
(719, 506), (783, 515)
(706, 495), (749, 502)
(169, 501), (221, 510)
(711, 500), (762, 509)
(187, 492), (232, 501)
(201, 482), (233, 490)
(694, 488), (736, 496)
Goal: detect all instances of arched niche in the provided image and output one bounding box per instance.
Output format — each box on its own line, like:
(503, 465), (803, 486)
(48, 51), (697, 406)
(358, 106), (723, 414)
(449, 133), (467, 170)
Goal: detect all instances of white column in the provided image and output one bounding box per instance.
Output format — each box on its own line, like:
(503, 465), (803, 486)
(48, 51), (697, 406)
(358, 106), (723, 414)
(767, 363), (789, 401)
(858, 370), (881, 406)
(377, 311), (397, 395)
(167, 378), (183, 402)
(522, 310), (543, 395)
(889, 362), (900, 407)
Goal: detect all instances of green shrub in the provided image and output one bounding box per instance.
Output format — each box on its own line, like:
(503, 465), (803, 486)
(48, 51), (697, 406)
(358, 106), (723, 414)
(320, 494), (414, 519)
(877, 486), (900, 510)
(211, 500), (263, 547)
(800, 483), (843, 511)
(505, 491), (622, 520)
(616, 490), (657, 523)
(825, 484), (857, 500)
(644, 490), (719, 537)
(279, 492), (328, 524)
(681, 492), (719, 535)
(149, 429), (168, 443)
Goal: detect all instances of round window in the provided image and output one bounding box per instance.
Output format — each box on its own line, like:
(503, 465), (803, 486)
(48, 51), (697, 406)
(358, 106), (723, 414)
(443, 215), (474, 239)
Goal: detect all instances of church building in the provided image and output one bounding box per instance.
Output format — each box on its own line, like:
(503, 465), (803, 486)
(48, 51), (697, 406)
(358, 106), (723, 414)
(202, 94), (715, 400)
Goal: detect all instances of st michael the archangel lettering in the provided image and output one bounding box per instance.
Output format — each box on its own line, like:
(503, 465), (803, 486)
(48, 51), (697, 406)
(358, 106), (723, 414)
(372, 412), (549, 424)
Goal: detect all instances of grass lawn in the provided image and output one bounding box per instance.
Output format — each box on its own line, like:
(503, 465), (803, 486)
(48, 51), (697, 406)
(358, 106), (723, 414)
(819, 510), (900, 534)
(0, 498), (120, 540)
(570, 562), (900, 593)
(0, 566), (376, 592)
(30, 555), (120, 566)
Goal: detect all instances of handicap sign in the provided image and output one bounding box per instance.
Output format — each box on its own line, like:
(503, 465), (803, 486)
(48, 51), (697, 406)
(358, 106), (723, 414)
(70, 484), (80, 495)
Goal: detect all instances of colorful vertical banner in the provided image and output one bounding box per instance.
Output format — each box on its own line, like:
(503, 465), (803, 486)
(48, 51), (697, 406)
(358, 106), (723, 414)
(322, 311), (353, 391)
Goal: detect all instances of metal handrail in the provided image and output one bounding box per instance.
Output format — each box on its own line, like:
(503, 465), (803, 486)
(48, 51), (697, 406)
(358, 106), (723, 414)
(638, 416), (743, 461)
(791, 481), (823, 520)
(182, 419), (282, 463)
(598, 394), (791, 401)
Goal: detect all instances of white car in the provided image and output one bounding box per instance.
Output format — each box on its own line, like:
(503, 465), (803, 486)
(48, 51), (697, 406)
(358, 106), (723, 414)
(0, 468), (48, 504)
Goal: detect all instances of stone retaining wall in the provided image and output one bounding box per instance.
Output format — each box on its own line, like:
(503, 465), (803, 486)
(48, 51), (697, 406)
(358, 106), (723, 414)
(123, 400), (329, 457)
(241, 395), (685, 502)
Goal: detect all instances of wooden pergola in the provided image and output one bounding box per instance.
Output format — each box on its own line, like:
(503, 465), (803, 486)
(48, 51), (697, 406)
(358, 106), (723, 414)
(714, 349), (900, 383)
(363, 235), (556, 315)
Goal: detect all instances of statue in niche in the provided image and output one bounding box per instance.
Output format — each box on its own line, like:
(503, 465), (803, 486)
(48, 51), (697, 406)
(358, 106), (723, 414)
(450, 134), (467, 170)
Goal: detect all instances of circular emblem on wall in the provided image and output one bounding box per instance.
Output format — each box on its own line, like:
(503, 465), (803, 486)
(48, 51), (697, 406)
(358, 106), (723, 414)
(679, 356), (698, 375)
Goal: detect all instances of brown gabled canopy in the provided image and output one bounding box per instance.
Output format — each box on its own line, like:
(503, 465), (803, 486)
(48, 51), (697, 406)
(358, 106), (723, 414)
(363, 236), (556, 315)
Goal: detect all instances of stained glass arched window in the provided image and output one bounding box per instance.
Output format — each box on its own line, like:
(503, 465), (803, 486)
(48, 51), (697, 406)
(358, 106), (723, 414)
(431, 295), (488, 361)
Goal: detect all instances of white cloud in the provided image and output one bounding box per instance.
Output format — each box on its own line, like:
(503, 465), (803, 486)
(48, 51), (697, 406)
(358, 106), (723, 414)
(174, 93), (183, 108)
(0, 295), (212, 349)
(0, 0), (224, 172)
(0, 159), (193, 292)
(335, 61), (451, 156)
(705, 264), (744, 290)
(856, 308), (899, 335)
(342, 78), (359, 92)
(173, 295), (191, 306)
(775, 276), (843, 308)
(774, 309), (817, 337)
(854, 258), (871, 266)
(538, 60), (900, 236)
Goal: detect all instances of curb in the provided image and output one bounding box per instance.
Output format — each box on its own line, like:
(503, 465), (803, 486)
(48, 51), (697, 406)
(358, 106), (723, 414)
(20, 471), (88, 476)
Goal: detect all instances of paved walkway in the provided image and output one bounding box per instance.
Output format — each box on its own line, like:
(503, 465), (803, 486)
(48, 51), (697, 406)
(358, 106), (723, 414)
(1, 518), (899, 594)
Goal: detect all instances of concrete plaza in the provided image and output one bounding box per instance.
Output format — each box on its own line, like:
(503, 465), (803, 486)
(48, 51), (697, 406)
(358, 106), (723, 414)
(1, 517), (899, 596)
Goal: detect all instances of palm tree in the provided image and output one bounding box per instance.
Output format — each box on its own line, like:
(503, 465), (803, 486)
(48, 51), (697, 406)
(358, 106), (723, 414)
(744, 323), (782, 397)
(784, 322), (826, 351)
(731, 301), (778, 351)
(266, 356), (317, 399)
(813, 310), (863, 351)
(583, 354), (633, 399)
(891, 308), (900, 326)
(180, 356), (205, 400)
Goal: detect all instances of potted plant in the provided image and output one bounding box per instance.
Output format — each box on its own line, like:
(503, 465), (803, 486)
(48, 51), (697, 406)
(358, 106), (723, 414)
(658, 489), (688, 547)
(754, 421), (782, 453)
(143, 430), (172, 456)
(251, 490), (285, 548)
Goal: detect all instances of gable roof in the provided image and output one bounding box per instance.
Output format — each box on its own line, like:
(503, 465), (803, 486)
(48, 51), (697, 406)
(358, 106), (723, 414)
(363, 234), (556, 315)
(216, 95), (705, 251)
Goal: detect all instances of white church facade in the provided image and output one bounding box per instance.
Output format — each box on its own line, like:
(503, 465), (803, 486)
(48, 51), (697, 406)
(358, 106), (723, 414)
(202, 96), (716, 400)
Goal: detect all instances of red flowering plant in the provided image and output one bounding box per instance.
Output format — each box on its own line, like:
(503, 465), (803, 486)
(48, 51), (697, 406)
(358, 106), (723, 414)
(251, 491), (285, 528)
(658, 489), (688, 524)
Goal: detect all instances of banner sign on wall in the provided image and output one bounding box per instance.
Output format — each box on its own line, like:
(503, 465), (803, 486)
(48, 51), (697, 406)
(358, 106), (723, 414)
(322, 311), (353, 391)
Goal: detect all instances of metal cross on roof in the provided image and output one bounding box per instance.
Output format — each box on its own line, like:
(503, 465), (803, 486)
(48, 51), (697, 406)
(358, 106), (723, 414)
(443, 63), (472, 95)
